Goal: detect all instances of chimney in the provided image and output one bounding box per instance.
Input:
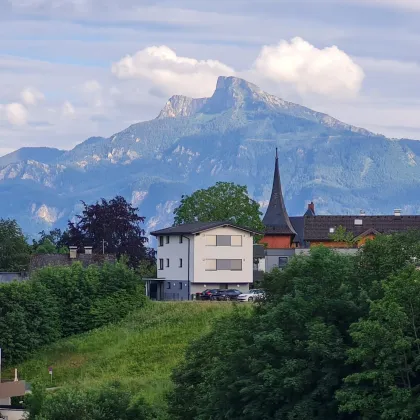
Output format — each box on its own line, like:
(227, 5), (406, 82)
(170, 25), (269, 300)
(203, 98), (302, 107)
(84, 246), (93, 255)
(308, 202), (315, 214)
(360, 210), (366, 216)
(394, 209), (402, 217)
(69, 246), (77, 259)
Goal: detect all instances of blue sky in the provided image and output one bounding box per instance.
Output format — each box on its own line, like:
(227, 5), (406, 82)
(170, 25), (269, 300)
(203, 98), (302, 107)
(1, 0), (420, 156)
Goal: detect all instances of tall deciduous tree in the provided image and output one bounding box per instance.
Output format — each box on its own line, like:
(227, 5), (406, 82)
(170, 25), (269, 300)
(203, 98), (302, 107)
(173, 182), (265, 234)
(0, 219), (30, 272)
(337, 266), (420, 419)
(68, 196), (154, 268)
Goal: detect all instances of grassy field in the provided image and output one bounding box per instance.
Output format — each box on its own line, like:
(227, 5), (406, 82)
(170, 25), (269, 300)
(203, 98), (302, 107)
(10, 301), (246, 405)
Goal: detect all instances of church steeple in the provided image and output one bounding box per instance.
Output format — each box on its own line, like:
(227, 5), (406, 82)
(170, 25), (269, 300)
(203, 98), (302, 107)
(262, 148), (296, 236)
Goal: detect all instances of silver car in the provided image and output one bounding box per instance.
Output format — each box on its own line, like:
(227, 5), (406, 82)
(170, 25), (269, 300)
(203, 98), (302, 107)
(237, 289), (265, 302)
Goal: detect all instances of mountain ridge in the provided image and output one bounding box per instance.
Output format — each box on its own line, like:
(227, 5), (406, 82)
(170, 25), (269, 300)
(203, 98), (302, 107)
(1, 76), (419, 237)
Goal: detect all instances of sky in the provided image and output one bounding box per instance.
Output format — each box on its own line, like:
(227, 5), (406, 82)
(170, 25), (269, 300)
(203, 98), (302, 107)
(1, 0), (420, 157)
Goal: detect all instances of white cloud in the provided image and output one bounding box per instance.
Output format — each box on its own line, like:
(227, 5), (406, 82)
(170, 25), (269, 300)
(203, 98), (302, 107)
(350, 0), (420, 11)
(83, 79), (102, 93)
(5, 102), (28, 125)
(62, 101), (75, 117)
(253, 37), (365, 98)
(21, 87), (45, 106)
(112, 45), (235, 97)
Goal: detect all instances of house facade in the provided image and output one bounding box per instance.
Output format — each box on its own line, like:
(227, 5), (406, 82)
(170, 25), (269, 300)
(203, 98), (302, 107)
(148, 222), (259, 300)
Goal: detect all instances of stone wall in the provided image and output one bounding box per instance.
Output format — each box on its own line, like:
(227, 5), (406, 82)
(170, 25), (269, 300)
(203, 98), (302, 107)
(29, 253), (117, 272)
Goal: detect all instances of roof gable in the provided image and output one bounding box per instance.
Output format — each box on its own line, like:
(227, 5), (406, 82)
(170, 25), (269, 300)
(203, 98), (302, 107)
(150, 221), (261, 236)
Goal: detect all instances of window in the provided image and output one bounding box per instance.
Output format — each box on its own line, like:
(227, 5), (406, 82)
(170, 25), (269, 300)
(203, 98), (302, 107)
(166, 258), (170, 267)
(216, 259), (231, 270)
(210, 259), (243, 271)
(206, 235), (217, 246)
(207, 235), (243, 246)
(159, 236), (164, 247)
(179, 258), (183, 268)
(354, 219), (363, 225)
(159, 259), (164, 270)
(166, 282), (171, 289)
(179, 235), (183, 243)
(205, 259), (217, 271)
(329, 227), (335, 233)
(230, 259), (242, 271)
(278, 257), (288, 268)
(179, 282), (183, 290)
(231, 235), (242, 246)
(216, 235), (231, 246)
(166, 236), (170, 244)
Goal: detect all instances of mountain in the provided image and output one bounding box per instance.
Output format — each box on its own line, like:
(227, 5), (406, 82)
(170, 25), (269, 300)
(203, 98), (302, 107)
(1, 76), (420, 238)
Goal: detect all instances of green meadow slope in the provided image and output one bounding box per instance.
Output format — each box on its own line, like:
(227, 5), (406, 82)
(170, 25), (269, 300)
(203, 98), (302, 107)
(11, 302), (247, 406)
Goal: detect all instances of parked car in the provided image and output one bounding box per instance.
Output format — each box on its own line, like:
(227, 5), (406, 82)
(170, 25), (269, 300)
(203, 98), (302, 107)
(213, 289), (243, 301)
(237, 289), (265, 302)
(200, 289), (221, 300)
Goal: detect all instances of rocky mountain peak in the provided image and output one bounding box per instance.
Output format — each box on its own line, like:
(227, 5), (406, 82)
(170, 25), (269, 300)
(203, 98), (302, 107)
(157, 95), (208, 119)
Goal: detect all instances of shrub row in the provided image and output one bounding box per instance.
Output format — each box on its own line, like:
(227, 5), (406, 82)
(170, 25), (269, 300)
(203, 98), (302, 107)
(0, 262), (146, 365)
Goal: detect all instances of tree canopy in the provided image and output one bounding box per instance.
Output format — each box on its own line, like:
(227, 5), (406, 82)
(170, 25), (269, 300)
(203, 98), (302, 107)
(32, 228), (70, 254)
(168, 232), (420, 419)
(0, 218), (30, 272)
(68, 196), (154, 268)
(173, 182), (265, 234)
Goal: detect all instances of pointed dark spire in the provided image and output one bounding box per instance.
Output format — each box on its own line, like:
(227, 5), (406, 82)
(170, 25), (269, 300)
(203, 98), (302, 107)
(262, 150), (297, 235)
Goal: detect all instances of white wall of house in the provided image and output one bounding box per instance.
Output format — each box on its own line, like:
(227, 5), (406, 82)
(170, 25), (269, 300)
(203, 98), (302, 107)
(0, 409), (25, 420)
(193, 226), (253, 285)
(155, 234), (193, 280)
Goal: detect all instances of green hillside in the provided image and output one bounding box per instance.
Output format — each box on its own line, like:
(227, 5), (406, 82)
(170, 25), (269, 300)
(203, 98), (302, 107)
(11, 302), (245, 406)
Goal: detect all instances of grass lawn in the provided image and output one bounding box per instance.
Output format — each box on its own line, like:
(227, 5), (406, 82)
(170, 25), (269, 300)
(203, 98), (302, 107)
(11, 301), (248, 406)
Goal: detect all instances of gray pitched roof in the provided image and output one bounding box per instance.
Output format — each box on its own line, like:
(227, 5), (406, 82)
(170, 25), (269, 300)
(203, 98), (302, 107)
(150, 221), (261, 236)
(262, 149), (296, 236)
(304, 215), (420, 241)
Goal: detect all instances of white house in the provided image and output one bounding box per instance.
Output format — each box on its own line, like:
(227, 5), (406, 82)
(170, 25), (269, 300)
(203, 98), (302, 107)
(148, 221), (260, 300)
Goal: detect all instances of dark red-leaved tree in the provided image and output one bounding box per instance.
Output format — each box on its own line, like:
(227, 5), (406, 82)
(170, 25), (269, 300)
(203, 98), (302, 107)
(68, 196), (155, 268)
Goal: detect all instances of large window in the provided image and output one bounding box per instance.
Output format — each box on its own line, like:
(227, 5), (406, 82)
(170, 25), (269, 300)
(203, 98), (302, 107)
(159, 259), (164, 270)
(278, 257), (288, 268)
(206, 235), (242, 246)
(205, 259), (242, 271)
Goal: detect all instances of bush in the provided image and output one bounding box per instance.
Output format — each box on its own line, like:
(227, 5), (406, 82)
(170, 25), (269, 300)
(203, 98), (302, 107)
(0, 261), (147, 365)
(25, 382), (158, 420)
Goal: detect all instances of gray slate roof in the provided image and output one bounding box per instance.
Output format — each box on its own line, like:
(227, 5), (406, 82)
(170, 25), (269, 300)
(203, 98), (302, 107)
(304, 215), (420, 241)
(150, 221), (261, 236)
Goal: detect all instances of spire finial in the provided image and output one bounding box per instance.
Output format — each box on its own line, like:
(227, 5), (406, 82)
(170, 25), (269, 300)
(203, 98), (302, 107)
(275, 147), (278, 159)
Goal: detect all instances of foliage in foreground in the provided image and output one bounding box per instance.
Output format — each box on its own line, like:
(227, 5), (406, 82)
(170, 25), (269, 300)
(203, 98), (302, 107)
(0, 262), (146, 365)
(169, 231), (420, 420)
(25, 382), (158, 420)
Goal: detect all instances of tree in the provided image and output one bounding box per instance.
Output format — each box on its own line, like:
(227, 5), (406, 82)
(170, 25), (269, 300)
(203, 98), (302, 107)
(32, 229), (70, 254)
(173, 182), (265, 235)
(0, 219), (30, 272)
(337, 266), (420, 419)
(329, 225), (356, 246)
(168, 247), (365, 419)
(68, 196), (154, 268)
